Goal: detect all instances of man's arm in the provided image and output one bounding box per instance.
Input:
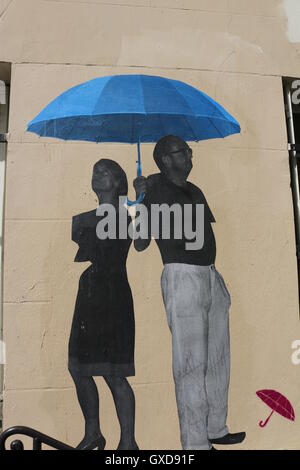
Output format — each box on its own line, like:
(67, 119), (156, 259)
(133, 176), (151, 252)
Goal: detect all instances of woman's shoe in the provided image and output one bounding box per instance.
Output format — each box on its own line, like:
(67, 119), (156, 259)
(76, 435), (106, 450)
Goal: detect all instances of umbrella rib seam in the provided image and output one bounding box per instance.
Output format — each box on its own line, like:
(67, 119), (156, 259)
(138, 76), (146, 141)
(92, 78), (113, 116)
(168, 81), (199, 141)
(158, 113), (166, 139)
(208, 117), (225, 139)
(182, 115), (198, 141)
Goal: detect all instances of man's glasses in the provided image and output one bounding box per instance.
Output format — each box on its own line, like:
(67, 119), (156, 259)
(168, 147), (193, 157)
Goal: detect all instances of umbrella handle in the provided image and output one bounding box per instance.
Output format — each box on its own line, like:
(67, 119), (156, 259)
(126, 192), (145, 206)
(259, 409), (275, 428)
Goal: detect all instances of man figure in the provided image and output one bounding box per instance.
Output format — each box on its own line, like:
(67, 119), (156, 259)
(133, 135), (245, 450)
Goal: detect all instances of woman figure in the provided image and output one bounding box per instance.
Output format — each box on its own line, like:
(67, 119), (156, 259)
(68, 159), (138, 450)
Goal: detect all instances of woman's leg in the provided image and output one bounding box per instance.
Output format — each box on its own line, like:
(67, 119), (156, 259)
(69, 370), (105, 448)
(104, 376), (138, 450)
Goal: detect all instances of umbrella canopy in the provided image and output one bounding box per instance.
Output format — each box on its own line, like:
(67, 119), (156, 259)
(27, 74), (241, 204)
(256, 389), (295, 427)
(27, 74), (240, 143)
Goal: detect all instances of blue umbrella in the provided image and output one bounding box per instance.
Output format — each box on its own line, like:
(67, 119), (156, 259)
(27, 74), (241, 205)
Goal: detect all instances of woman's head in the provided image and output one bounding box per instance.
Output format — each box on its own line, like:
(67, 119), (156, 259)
(92, 158), (128, 197)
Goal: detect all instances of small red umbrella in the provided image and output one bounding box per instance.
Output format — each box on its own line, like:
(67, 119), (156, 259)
(256, 389), (295, 427)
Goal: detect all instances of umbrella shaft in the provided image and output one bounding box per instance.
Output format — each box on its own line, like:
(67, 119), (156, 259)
(137, 140), (142, 177)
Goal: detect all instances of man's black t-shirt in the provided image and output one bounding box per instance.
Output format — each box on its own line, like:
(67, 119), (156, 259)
(140, 173), (216, 266)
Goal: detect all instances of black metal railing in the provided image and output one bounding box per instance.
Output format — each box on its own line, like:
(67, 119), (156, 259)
(0, 426), (75, 450)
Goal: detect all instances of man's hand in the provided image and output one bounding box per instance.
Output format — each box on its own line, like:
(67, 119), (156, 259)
(133, 176), (147, 197)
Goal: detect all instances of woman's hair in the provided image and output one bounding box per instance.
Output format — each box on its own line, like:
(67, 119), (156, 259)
(93, 158), (128, 196)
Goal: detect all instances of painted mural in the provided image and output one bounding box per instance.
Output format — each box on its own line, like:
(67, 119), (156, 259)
(25, 75), (246, 450)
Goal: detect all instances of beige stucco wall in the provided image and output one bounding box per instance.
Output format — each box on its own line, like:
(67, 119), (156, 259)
(1, 0), (300, 449)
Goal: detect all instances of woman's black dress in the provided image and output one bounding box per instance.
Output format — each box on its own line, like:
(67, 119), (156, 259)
(68, 208), (134, 377)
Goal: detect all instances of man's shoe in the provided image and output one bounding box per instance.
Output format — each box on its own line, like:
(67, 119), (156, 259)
(209, 432), (246, 445)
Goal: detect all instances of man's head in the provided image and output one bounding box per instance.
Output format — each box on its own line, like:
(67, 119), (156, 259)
(153, 135), (193, 183)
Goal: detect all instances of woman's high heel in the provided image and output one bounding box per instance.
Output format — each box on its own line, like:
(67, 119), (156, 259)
(76, 435), (106, 450)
